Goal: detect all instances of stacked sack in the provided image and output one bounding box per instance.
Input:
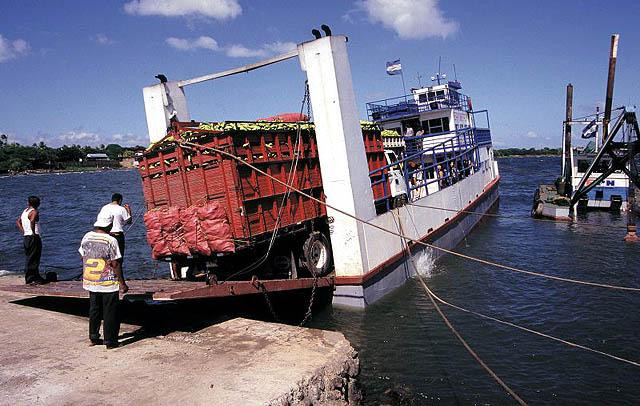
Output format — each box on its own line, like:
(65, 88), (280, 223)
(144, 201), (235, 259)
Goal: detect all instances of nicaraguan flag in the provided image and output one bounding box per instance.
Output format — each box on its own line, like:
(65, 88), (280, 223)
(581, 119), (597, 138)
(386, 59), (402, 75)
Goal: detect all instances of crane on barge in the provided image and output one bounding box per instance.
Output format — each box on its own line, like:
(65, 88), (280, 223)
(532, 34), (640, 241)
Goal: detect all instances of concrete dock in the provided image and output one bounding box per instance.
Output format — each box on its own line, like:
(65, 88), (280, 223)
(0, 275), (360, 405)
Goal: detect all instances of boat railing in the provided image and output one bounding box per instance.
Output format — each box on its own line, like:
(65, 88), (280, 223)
(366, 91), (471, 121)
(370, 126), (488, 213)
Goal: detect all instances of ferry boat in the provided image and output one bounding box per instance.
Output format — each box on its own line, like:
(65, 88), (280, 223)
(335, 75), (501, 306)
(1, 31), (501, 308)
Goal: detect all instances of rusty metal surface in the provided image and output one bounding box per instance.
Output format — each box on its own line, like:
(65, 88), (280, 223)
(152, 276), (334, 300)
(0, 277), (334, 301)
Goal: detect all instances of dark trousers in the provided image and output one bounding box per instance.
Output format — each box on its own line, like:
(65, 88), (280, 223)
(111, 232), (125, 278)
(89, 291), (120, 345)
(110, 232), (125, 258)
(23, 235), (42, 283)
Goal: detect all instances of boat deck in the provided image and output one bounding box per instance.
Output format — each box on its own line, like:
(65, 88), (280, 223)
(0, 276), (334, 301)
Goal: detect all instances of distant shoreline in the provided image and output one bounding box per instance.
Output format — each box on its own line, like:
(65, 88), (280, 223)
(496, 154), (561, 158)
(0, 167), (135, 177)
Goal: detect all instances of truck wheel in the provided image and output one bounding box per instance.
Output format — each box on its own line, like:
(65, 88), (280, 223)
(302, 232), (332, 277)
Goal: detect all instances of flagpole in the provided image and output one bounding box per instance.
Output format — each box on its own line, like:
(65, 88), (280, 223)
(400, 69), (407, 102)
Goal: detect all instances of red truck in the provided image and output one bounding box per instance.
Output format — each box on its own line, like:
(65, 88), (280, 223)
(138, 119), (388, 284)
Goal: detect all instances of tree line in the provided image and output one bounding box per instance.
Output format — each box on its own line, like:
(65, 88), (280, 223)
(0, 134), (142, 173)
(494, 147), (561, 157)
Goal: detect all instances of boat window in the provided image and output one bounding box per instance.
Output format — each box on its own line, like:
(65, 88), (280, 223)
(596, 160), (611, 173)
(436, 90), (445, 98)
(442, 117), (450, 131)
(595, 190), (604, 200)
(418, 93), (428, 103)
(420, 117), (450, 135)
(577, 159), (590, 172)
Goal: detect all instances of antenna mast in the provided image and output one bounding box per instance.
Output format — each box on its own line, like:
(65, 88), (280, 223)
(430, 56), (447, 85)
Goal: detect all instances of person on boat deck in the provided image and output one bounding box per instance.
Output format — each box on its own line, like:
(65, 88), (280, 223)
(408, 161), (426, 200)
(16, 196), (45, 285)
(96, 193), (131, 272)
(449, 161), (459, 185)
(404, 126), (414, 137)
(463, 159), (471, 177)
(79, 215), (129, 349)
(437, 165), (446, 189)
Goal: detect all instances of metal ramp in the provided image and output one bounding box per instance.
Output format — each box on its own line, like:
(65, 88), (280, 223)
(0, 277), (334, 301)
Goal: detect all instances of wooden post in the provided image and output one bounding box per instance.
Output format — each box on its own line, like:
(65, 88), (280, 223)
(602, 34), (619, 145)
(563, 83), (573, 194)
(625, 139), (639, 242)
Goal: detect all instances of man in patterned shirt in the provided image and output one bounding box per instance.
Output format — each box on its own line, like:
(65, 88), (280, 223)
(79, 214), (129, 349)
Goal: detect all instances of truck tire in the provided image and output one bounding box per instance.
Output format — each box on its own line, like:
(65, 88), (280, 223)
(302, 232), (332, 277)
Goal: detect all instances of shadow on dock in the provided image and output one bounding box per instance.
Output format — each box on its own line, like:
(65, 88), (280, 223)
(10, 287), (335, 346)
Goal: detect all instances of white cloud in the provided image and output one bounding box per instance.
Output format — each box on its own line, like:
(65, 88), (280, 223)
(262, 41), (297, 54)
(361, 0), (458, 39)
(525, 131), (539, 139)
(166, 37), (295, 58)
(58, 131), (100, 144)
(109, 133), (148, 146)
(0, 34), (30, 62)
(225, 44), (266, 58)
(166, 36), (219, 51)
(93, 34), (115, 45)
(124, 0), (241, 20)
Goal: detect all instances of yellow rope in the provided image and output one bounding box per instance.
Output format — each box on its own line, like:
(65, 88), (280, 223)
(424, 282), (640, 368)
(180, 140), (640, 293)
(391, 212), (527, 404)
(178, 140), (640, 399)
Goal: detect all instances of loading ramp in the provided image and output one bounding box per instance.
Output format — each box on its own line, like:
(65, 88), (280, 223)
(0, 276), (333, 301)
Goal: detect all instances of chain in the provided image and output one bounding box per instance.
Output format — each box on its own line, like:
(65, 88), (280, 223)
(255, 279), (279, 322)
(305, 81), (312, 120)
(298, 275), (318, 326)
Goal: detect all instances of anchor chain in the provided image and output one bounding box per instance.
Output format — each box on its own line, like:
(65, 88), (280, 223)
(253, 276), (279, 322)
(298, 275), (318, 327)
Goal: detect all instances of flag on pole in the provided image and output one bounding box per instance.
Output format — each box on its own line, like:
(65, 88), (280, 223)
(581, 119), (598, 138)
(386, 59), (402, 75)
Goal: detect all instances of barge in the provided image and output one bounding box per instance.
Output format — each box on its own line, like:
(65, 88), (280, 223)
(532, 34), (640, 239)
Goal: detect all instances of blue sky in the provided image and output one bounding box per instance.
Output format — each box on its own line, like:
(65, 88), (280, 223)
(1, 0), (639, 148)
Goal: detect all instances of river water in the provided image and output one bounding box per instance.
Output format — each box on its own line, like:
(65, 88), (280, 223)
(1, 157), (639, 405)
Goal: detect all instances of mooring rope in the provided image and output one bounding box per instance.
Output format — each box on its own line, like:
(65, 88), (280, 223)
(423, 282), (640, 368)
(124, 205), (145, 234)
(221, 81), (309, 283)
(179, 141), (640, 293)
(390, 211), (528, 404)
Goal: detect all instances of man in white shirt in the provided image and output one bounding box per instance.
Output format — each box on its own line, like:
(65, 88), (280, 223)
(16, 196), (45, 285)
(79, 215), (128, 349)
(96, 193), (132, 269)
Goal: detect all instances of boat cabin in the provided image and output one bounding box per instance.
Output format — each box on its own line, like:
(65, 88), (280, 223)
(366, 79), (495, 210)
